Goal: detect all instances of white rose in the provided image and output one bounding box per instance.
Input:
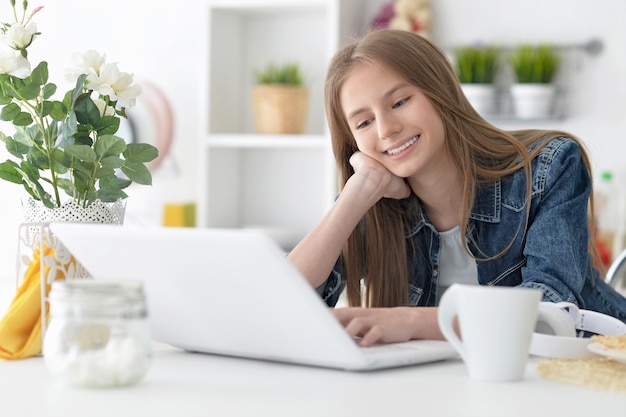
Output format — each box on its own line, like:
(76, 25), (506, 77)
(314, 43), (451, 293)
(64, 50), (106, 84)
(93, 97), (116, 117)
(4, 22), (38, 50)
(86, 62), (119, 97)
(111, 72), (142, 109)
(0, 42), (31, 77)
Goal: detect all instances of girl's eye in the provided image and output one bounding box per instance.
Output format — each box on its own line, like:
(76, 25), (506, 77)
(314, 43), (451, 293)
(356, 118), (373, 130)
(393, 97), (409, 108)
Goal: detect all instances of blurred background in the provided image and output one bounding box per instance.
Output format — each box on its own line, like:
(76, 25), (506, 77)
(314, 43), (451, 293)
(1, 0), (626, 282)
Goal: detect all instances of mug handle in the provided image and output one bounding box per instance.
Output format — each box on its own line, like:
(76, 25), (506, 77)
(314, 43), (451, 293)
(437, 284), (466, 360)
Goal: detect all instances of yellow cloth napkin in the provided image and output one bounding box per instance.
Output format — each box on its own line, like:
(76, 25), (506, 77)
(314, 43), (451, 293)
(0, 245), (67, 359)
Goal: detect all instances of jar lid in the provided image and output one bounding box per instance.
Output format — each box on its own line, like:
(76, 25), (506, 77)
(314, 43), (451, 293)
(49, 280), (147, 317)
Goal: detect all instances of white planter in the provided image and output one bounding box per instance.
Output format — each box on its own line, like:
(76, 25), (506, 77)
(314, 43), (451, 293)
(510, 84), (556, 119)
(21, 198), (126, 225)
(461, 84), (496, 116)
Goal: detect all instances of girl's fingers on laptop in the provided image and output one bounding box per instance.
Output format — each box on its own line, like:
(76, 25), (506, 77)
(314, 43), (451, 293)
(331, 307), (416, 347)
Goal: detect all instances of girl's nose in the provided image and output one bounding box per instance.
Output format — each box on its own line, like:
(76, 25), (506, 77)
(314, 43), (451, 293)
(377, 112), (401, 140)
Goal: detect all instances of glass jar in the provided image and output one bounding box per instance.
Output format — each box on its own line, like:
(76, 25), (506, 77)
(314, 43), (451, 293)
(43, 280), (152, 388)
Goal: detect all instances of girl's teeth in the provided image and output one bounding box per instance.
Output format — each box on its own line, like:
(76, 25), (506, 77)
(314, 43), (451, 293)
(387, 137), (417, 155)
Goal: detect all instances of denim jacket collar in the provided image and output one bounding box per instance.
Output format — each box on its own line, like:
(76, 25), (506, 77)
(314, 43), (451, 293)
(407, 179), (502, 236)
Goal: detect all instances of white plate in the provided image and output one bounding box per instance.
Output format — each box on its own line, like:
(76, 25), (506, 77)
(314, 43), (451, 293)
(587, 342), (626, 363)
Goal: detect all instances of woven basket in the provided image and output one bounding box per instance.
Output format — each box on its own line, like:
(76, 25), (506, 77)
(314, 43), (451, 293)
(252, 84), (309, 134)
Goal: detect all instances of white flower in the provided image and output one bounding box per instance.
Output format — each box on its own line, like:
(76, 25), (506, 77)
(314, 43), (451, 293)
(0, 42), (31, 77)
(93, 97), (116, 117)
(64, 50), (106, 84)
(86, 62), (141, 108)
(110, 72), (142, 108)
(86, 62), (119, 96)
(3, 22), (38, 50)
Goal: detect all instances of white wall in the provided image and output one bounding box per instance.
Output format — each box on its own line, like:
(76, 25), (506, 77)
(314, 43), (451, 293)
(2, 0), (626, 279)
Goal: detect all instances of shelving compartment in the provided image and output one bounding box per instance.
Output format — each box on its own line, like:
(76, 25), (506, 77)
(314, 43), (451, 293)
(202, 143), (336, 248)
(207, 4), (331, 135)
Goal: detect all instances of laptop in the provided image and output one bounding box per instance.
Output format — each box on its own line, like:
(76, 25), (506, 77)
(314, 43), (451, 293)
(48, 223), (458, 371)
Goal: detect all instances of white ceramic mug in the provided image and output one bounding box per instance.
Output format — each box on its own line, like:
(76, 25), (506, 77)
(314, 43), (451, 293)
(438, 284), (542, 382)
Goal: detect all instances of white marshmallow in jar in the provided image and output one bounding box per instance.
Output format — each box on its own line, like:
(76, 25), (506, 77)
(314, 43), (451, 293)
(44, 280), (152, 388)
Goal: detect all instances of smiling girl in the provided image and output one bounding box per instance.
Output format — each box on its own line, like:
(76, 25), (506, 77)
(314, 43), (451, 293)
(287, 29), (626, 346)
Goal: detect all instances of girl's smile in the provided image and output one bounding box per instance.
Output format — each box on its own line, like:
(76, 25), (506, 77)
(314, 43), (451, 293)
(385, 135), (419, 156)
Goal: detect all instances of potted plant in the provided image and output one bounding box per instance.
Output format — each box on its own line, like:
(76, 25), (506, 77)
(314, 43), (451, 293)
(454, 45), (500, 116)
(0, 1), (159, 361)
(508, 44), (561, 119)
(252, 62), (309, 134)
(0, 2), (158, 215)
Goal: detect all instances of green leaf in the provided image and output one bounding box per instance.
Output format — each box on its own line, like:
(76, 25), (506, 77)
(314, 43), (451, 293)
(74, 95), (101, 126)
(124, 143), (159, 163)
(97, 115), (120, 135)
(13, 112), (33, 126)
(56, 111), (78, 148)
(65, 144), (97, 162)
(0, 103), (20, 121)
(74, 134), (93, 146)
(49, 100), (68, 121)
(100, 155), (125, 169)
(17, 82), (40, 100)
(117, 177), (132, 190)
(98, 188), (128, 203)
(69, 74), (88, 108)
(4, 137), (29, 158)
(39, 100), (55, 117)
(26, 148), (49, 170)
(20, 159), (42, 181)
(29, 61), (49, 86)
(0, 160), (23, 184)
(56, 177), (75, 195)
(50, 149), (70, 174)
(95, 167), (115, 179)
(98, 174), (120, 191)
(121, 161), (152, 185)
(98, 175), (130, 201)
(73, 160), (94, 176)
(72, 169), (90, 193)
(95, 134), (126, 158)
(14, 161), (55, 208)
(42, 83), (56, 100)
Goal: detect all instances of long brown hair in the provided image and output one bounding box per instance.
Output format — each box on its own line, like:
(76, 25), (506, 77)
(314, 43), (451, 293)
(324, 29), (597, 308)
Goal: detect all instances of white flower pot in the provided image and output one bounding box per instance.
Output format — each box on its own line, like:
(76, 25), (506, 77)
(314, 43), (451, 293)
(510, 84), (556, 119)
(461, 84), (496, 116)
(21, 198), (127, 225)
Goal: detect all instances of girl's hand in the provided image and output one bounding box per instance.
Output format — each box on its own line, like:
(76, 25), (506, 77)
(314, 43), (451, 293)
(349, 152), (411, 200)
(331, 306), (444, 347)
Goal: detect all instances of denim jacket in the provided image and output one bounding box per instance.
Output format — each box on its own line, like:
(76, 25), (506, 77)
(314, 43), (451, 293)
(318, 137), (626, 322)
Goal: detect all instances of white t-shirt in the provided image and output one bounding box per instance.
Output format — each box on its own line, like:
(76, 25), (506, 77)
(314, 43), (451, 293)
(437, 225), (478, 302)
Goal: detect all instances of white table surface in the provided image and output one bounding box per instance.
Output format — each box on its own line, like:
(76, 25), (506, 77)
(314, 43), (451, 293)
(1, 278), (625, 416)
(1, 342), (625, 417)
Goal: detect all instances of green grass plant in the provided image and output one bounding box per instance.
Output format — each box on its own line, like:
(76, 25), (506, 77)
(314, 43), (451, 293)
(254, 62), (304, 86)
(509, 44), (560, 84)
(454, 45), (500, 84)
